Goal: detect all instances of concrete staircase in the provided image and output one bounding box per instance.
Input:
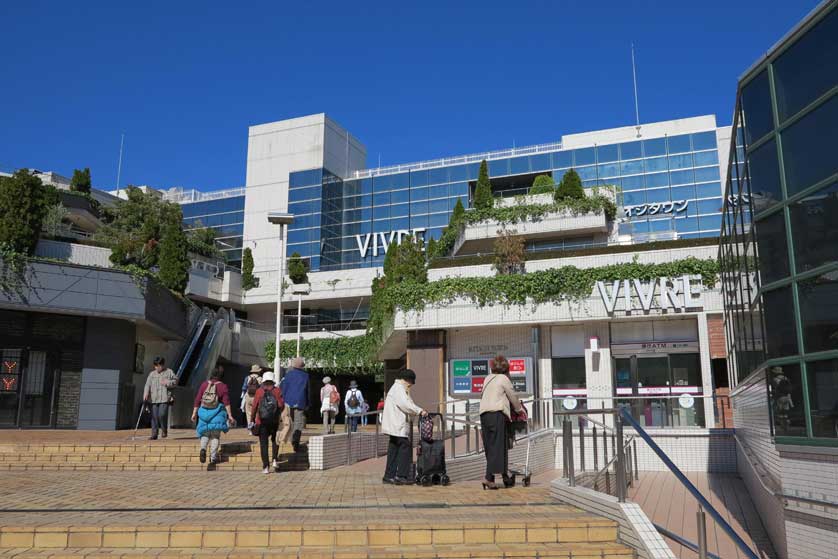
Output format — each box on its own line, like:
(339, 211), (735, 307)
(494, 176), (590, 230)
(0, 439), (308, 472)
(0, 517), (634, 558)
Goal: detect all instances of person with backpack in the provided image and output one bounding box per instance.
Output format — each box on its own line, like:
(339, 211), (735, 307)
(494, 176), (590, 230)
(279, 357), (310, 452)
(344, 380), (365, 433)
(320, 376), (339, 434)
(251, 371), (285, 474)
(240, 365), (263, 430)
(191, 366), (234, 470)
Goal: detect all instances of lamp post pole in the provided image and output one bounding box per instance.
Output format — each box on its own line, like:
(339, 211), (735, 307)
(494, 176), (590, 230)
(267, 212), (294, 377)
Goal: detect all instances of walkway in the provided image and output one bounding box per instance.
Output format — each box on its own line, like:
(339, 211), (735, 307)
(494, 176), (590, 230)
(628, 471), (775, 559)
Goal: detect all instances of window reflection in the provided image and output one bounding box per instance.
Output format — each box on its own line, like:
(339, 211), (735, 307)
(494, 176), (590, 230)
(740, 70), (774, 144)
(781, 96), (838, 196)
(807, 359), (838, 438)
(763, 287), (798, 358)
(769, 364), (806, 437)
(790, 181), (838, 273)
(798, 272), (838, 354)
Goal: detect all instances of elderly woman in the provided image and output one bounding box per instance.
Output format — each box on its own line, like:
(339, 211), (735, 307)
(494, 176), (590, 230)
(479, 355), (524, 490)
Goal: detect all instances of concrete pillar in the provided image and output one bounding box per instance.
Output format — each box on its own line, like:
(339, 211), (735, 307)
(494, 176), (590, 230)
(697, 313), (716, 426)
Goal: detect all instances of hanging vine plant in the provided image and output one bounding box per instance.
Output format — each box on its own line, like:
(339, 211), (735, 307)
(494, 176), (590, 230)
(264, 335), (381, 375)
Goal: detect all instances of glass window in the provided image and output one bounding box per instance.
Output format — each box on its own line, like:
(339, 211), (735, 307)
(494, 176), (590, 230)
(411, 187), (429, 201)
(391, 173), (410, 190)
(741, 71), (774, 145)
(668, 153), (693, 170)
(620, 141), (642, 160)
(429, 199), (448, 214)
(754, 210), (790, 283)
(671, 185), (696, 200)
(806, 359), (838, 438)
(620, 159), (644, 175)
(287, 229), (312, 244)
(373, 192), (389, 207)
(531, 153), (551, 172)
(391, 189), (410, 204)
(622, 175), (645, 191)
(428, 167), (449, 185)
(667, 134), (691, 154)
(410, 201), (428, 215)
(781, 95), (838, 197)
(576, 166), (597, 180)
(429, 213), (449, 227)
(747, 139), (783, 213)
(444, 165), (465, 183)
(449, 195), (468, 210)
(552, 151), (572, 169)
(763, 287), (798, 358)
(691, 131), (717, 151)
(695, 167), (720, 183)
(646, 188), (672, 204)
(668, 170), (693, 186)
(799, 272), (838, 353)
(288, 186), (320, 202)
(410, 214), (428, 229)
(623, 190), (646, 206)
(696, 182), (722, 199)
(373, 175), (392, 193)
(598, 162), (620, 178)
(510, 156), (529, 175)
(289, 200), (317, 216)
(773, 9), (838, 122)
(699, 214), (722, 232)
(644, 156), (668, 173)
(790, 181), (838, 273)
(675, 217), (699, 232)
(372, 218), (391, 233)
(373, 205), (389, 220)
(450, 182), (469, 197)
(410, 170), (429, 187)
(391, 217), (410, 231)
(693, 150), (719, 167)
(597, 144), (619, 163)
(489, 159), (509, 177)
(643, 137), (666, 157)
(552, 357), (586, 392)
(289, 168), (322, 188)
(391, 203), (410, 218)
(429, 184), (448, 200)
(574, 147), (595, 166)
(769, 364), (806, 437)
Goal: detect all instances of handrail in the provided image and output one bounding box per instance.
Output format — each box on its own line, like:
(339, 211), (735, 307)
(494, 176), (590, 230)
(654, 524), (722, 559)
(619, 408), (759, 559)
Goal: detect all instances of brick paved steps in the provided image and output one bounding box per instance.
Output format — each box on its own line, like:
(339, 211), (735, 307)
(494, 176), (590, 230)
(0, 520), (628, 557)
(0, 541), (635, 558)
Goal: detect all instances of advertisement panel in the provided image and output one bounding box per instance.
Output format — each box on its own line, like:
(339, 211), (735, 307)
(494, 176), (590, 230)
(448, 356), (533, 398)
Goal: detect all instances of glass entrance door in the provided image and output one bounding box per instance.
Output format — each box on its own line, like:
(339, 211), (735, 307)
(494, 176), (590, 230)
(0, 349), (24, 427)
(636, 355), (671, 427)
(0, 349), (59, 428)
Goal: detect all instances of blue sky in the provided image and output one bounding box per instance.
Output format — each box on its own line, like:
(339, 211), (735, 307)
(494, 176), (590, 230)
(0, 1), (816, 192)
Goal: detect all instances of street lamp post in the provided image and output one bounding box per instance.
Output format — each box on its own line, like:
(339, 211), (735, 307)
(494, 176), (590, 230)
(267, 212), (294, 376)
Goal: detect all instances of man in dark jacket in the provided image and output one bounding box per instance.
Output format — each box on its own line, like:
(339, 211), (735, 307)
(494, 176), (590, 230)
(279, 357), (309, 452)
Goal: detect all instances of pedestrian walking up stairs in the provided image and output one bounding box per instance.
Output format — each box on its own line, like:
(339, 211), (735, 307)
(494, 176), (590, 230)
(0, 430), (311, 472)
(0, 471), (636, 559)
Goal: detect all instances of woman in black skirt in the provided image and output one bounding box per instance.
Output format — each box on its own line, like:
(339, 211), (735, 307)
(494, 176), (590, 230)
(479, 355), (524, 489)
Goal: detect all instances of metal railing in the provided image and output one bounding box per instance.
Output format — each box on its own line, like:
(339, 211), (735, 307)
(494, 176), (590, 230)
(352, 141), (564, 179)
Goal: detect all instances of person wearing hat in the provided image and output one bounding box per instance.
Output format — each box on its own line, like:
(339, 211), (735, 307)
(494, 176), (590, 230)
(251, 371), (285, 474)
(320, 376), (339, 434)
(142, 357), (177, 440)
(381, 369), (427, 484)
(344, 379), (365, 433)
(279, 356), (310, 452)
(241, 365), (263, 430)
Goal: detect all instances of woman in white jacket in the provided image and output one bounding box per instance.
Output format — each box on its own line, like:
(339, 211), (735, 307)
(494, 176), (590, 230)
(381, 369), (426, 484)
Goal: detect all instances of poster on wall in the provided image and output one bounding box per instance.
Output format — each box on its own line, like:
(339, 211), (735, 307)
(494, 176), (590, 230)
(449, 356), (533, 398)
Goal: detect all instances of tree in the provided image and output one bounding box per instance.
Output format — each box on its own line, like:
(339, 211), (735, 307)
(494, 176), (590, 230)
(473, 159), (494, 210)
(158, 220), (189, 293)
(241, 247), (257, 291)
(42, 203), (69, 238)
(426, 236), (438, 261)
(0, 170), (59, 254)
(491, 228), (526, 275)
(555, 168), (585, 201)
(70, 168), (92, 194)
(383, 234), (427, 285)
(529, 174), (555, 195)
(186, 225), (223, 259)
(451, 197), (466, 223)
(96, 186), (184, 269)
(287, 252), (308, 284)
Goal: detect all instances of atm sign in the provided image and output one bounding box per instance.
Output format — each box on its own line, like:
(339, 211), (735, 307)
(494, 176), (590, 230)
(509, 359), (526, 375)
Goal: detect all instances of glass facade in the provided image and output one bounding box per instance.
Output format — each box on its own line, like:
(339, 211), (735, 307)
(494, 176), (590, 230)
(288, 129), (723, 271)
(719, 5), (838, 443)
(180, 195), (245, 268)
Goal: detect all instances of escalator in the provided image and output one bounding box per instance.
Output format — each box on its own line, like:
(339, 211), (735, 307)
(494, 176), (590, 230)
(169, 307), (235, 428)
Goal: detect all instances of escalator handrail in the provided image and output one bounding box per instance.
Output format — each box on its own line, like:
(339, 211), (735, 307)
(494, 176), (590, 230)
(175, 313), (210, 383)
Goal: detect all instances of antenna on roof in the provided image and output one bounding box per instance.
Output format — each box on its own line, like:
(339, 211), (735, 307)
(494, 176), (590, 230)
(631, 43), (641, 138)
(115, 133), (125, 197)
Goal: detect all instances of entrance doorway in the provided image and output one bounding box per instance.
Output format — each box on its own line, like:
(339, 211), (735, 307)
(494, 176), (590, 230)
(0, 348), (60, 428)
(613, 353), (704, 428)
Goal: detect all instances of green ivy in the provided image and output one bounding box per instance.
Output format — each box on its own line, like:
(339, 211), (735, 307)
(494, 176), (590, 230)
(263, 335), (381, 375)
(367, 257), (719, 348)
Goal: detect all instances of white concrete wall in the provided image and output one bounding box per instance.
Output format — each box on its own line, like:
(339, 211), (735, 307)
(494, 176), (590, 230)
(561, 115), (718, 149)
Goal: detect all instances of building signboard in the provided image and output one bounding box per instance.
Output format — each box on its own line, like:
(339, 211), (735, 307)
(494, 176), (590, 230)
(449, 356), (533, 398)
(610, 341), (699, 354)
(596, 276), (703, 314)
(355, 228), (426, 258)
